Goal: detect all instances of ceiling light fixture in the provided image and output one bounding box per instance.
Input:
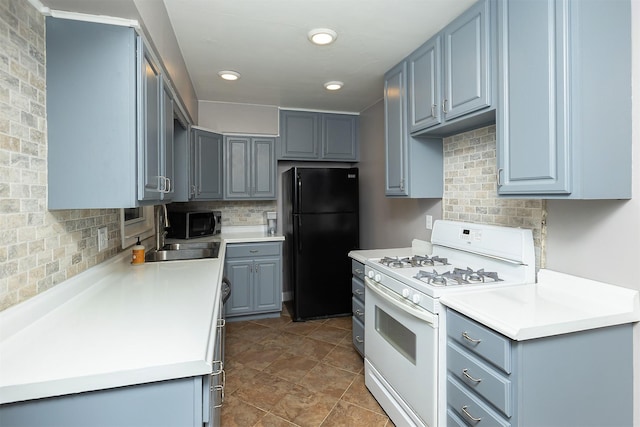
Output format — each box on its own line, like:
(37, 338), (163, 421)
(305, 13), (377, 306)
(308, 28), (338, 46)
(324, 81), (343, 91)
(218, 70), (241, 81)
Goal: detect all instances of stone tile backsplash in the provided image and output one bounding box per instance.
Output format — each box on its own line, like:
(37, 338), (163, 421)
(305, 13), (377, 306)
(172, 200), (277, 227)
(442, 125), (545, 267)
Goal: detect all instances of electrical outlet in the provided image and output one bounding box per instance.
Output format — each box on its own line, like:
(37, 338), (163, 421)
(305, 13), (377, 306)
(98, 227), (108, 252)
(425, 215), (433, 230)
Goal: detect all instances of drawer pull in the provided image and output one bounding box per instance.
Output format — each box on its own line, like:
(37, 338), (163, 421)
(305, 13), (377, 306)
(355, 335), (364, 344)
(462, 368), (482, 383)
(355, 268), (364, 274)
(354, 289), (364, 296)
(461, 405), (482, 423)
(355, 309), (364, 317)
(462, 331), (482, 344)
(249, 249), (259, 253)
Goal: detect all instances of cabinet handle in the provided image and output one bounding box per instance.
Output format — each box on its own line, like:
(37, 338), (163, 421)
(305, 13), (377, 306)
(355, 309), (364, 317)
(212, 384), (224, 408)
(354, 289), (364, 296)
(431, 104), (436, 117)
(355, 336), (364, 344)
(462, 331), (482, 344)
(249, 249), (259, 253)
(461, 406), (482, 423)
(400, 179), (405, 191)
(165, 177), (171, 193)
(462, 368), (482, 383)
(355, 269), (364, 275)
(211, 360), (224, 376)
(497, 168), (503, 186)
(442, 98), (448, 114)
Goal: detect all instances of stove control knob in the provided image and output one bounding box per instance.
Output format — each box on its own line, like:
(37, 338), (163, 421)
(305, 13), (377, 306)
(367, 271), (374, 279)
(402, 289), (410, 298)
(411, 294), (421, 304)
(374, 274), (382, 282)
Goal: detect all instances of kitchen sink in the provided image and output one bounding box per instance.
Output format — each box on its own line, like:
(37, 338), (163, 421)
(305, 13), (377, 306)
(161, 242), (219, 251)
(145, 242), (220, 262)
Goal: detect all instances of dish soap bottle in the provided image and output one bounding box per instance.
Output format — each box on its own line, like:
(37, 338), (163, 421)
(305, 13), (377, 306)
(132, 237), (145, 265)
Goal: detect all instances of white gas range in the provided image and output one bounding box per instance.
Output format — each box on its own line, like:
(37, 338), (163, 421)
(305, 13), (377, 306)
(360, 220), (535, 427)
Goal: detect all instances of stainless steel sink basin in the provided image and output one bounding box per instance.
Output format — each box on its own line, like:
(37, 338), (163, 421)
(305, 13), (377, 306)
(161, 242), (219, 251)
(145, 242), (220, 262)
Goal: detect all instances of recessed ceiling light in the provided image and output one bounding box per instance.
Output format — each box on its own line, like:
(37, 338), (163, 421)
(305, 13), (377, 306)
(324, 81), (343, 91)
(308, 28), (337, 46)
(218, 70), (240, 81)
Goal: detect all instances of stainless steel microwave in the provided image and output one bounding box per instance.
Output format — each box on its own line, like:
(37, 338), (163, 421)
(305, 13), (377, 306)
(167, 210), (221, 239)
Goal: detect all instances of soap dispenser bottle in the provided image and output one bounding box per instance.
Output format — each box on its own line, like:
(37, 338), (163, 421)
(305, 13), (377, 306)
(132, 237), (145, 265)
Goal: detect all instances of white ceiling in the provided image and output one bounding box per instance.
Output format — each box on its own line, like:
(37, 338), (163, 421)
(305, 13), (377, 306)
(40, 0), (477, 113)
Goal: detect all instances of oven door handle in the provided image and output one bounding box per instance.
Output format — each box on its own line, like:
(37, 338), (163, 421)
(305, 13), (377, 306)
(365, 277), (438, 327)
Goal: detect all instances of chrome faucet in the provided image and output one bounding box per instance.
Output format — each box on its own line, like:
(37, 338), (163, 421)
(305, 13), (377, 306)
(155, 204), (170, 250)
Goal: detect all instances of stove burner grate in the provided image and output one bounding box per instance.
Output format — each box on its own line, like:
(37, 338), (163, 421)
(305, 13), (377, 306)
(414, 267), (503, 286)
(379, 255), (449, 268)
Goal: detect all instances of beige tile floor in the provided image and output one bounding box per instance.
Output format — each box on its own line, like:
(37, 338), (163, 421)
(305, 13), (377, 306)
(222, 304), (394, 427)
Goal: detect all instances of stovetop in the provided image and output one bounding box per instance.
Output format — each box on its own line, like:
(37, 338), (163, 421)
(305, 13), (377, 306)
(363, 220), (536, 300)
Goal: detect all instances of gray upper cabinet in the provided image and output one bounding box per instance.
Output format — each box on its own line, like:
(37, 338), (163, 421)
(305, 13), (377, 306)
(384, 62), (443, 198)
(496, 0), (632, 199)
(408, 36), (442, 132)
(279, 110), (359, 161)
(191, 128), (224, 200)
(46, 17), (173, 208)
(408, 0), (495, 136)
(224, 136), (276, 200)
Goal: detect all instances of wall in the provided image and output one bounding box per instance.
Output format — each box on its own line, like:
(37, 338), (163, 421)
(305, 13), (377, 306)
(198, 101), (279, 135)
(0, 0), (121, 311)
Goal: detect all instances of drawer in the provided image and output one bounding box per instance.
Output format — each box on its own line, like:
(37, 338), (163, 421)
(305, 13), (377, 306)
(352, 296), (365, 324)
(226, 242), (281, 258)
(352, 317), (364, 356)
(351, 277), (365, 302)
(447, 310), (512, 374)
(351, 259), (365, 280)
(447, 374), (511, 427)
(447, 341), (512, 417)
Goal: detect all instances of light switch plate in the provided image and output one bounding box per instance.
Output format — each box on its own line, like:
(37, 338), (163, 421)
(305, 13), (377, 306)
(98, 227), (108, 252)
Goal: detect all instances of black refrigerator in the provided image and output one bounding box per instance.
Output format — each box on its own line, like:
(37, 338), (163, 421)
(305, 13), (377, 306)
(282, 167), (359, 321)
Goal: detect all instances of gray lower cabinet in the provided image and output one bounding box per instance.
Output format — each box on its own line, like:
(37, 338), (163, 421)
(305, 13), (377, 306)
(46, 17), (173, 209)
(225, 242), (282, 319)
(409, 0), (496, 135)
(446, 309), (634, 426)
(496, 0), (632, 199)
(224, 136), (276, 200)
(0, 376), (213, 427)
(351, 259), (365, 356)
(384, 61), (443, 198)
(279, 110), (359, 162)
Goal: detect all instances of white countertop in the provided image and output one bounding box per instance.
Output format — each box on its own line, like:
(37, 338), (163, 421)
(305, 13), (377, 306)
(348, 247), (411, 264)
(0, 229), (284, 405)
(440, 269), (640, 341)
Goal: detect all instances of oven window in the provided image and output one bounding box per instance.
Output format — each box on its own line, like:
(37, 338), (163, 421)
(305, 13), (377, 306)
(375, 306), (416, 365)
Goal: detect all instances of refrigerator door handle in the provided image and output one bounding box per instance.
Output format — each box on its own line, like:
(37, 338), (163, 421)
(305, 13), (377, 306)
(297, 215), (302, 253)
(296, 175), (302, 213)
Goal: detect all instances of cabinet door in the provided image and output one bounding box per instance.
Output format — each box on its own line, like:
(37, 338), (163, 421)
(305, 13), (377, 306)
(384, 61), (409, 196)
(279, 110), (319, 159)
(161, 81), (174, 200)
(321, 114), (358, 160)
(496, 0), (570, 195)
(408, 36), (442, 132)
(138, 47), (163, 201)
(192, 129), (223, 200)
(443, 0), (492, 121)
(225, 259), (253, 316)
(224, 136), (251, 199)
(254, 257), (281, 312)
(251, 138), (276, 199)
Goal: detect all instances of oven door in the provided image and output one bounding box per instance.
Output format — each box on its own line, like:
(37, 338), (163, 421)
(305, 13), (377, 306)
(364, 276), (438, 427)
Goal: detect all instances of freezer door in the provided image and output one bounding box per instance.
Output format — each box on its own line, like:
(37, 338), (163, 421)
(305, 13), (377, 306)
(292, 212), (359, 320)
(295, 168), (358, 213)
